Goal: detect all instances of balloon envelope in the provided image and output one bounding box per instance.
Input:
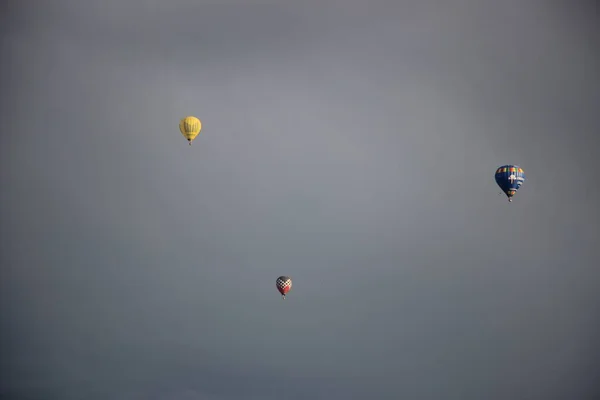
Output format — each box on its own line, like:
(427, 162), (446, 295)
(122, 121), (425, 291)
(495, 165), (525, 200)
(276, 276), (292, 296)
(179, 116), (202, 144)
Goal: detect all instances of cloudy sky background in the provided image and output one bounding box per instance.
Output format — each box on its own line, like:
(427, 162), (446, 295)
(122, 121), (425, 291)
(1, 1), (599, 399)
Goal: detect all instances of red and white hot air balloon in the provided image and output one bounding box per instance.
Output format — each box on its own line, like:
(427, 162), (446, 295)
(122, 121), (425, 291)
(276, 276), (292, 299)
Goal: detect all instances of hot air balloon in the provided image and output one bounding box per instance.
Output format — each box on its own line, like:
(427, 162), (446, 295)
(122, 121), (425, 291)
(495, 165), (525, 202)
(276, 276), (292, 299)
(179, 116), (202, 146)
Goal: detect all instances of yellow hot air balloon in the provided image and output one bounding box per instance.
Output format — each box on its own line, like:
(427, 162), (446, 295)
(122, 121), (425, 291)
(179, 116), (202, 145)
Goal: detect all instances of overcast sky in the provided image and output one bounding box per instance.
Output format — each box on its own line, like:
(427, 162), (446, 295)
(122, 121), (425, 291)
(1, 1), (599, 399)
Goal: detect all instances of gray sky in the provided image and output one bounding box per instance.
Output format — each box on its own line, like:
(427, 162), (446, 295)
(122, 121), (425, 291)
(1, 1), (599, 399)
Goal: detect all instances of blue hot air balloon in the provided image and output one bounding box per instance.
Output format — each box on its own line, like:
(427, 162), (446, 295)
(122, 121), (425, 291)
(495, 165), (525, 202)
